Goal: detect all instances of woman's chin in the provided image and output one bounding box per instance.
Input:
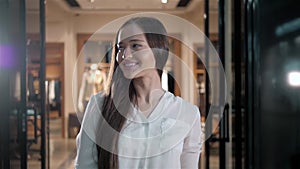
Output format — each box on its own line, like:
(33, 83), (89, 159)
(123, 72), (137, 79)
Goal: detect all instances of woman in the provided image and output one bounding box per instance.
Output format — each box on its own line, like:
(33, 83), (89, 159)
(75, 17), (202, 169)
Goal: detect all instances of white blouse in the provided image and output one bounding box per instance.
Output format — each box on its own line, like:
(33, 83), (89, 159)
(75, 91), (202, 169)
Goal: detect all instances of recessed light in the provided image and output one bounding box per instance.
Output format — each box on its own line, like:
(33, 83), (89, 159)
(161, 0), (168, 4)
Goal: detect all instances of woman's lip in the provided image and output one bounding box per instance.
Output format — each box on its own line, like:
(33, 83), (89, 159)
(124, 62), (137, 66)
(122, 60), (139, 67)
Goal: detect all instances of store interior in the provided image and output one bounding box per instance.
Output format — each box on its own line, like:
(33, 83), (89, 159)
(16, 0), (223, 168)
(1, 0), (300, 169)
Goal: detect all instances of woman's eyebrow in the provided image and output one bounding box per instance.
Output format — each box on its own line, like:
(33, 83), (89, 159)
(118, 38), (144, 45)
(129, 39), (145, 43)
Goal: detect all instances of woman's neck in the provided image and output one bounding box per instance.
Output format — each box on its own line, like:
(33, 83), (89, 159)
(132, 74), (165, 114)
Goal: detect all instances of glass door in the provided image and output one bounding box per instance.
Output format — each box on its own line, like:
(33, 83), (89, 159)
(0, 0), (46, 169)
(0, 0), (27, 168)
(202, 0), (247, 168)
(26, 0), (47, 169)
(246, 0), (300, 168)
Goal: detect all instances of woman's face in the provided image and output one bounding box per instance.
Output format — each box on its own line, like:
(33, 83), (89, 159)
(116, 24), (157, 79)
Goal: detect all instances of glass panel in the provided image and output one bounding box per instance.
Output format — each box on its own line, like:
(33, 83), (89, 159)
(205, 0), (225, 168)
(0, 0), (27, 168)
(26, 0), (47, 168)
(252, 0), (300, 168)
(203, 0), (248, 168)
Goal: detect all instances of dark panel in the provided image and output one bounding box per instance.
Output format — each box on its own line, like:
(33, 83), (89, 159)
(0, 0), (27, 168)
(204, 0), (210, 168)
(65, 0), (80, 8)
(177, 0), (191, 7)
(250, 0), (300, 168)
(39, 0), (47, 168)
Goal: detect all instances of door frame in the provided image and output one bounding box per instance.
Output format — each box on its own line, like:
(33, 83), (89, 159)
(46, 42), (65, 138)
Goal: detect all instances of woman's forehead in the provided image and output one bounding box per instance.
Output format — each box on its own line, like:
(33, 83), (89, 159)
(117, 24), (144, 42)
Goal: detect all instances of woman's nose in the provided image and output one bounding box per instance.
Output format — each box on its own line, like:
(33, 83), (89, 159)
(122, 47), (132, 59)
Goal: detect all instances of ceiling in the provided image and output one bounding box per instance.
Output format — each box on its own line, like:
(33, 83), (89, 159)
(50, 0), (205, 14)
(73, 0), (181, 10)
(28, 0), (218, 14)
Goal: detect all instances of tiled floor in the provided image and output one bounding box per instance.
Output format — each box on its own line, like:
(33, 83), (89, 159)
(26, 118), (77, 169)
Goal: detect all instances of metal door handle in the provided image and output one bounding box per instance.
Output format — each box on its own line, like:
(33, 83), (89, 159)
(220, 103), (230, 142)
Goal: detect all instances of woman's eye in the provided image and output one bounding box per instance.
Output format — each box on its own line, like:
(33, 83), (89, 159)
(132, 44), (142, 49)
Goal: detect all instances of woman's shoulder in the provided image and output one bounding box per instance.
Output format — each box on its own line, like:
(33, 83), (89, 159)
(165, 92), (199, 111)
(164, 91), (200, 119)
(80, 92), (106, 144)
(87, 91), (106, 108)
(92, 91), (106, 101)
(83, 91), (106, 120)
(162, 92), (200, 138)
(82, 91), (106, 121)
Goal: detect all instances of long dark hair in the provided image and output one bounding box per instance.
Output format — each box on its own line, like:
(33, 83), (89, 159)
(97, 17), (169, 169)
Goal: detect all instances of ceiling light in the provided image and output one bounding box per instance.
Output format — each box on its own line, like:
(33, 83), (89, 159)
(161, 0), (168, 4)
(276, 17), (300, 37)
(90, 0), (94, 3)
(288, 71), (300, 87)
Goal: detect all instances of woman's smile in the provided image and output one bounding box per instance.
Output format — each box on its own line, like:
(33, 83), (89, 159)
(120, 59), (139, 72)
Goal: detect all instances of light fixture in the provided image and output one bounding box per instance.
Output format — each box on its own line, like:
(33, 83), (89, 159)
(275, 17), (300, 37)
(161, 0), (168, 4)
(90, 0), (94, 3)
(288, 71), (300, 87)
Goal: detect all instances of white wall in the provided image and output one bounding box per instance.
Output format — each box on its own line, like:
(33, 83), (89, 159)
(46, 1), (77, 136)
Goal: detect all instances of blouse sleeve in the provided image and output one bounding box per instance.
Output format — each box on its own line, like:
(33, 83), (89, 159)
(75, 95), (100, 169)
(75, 129), (98, 169)
(180, 106), (203, 169)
